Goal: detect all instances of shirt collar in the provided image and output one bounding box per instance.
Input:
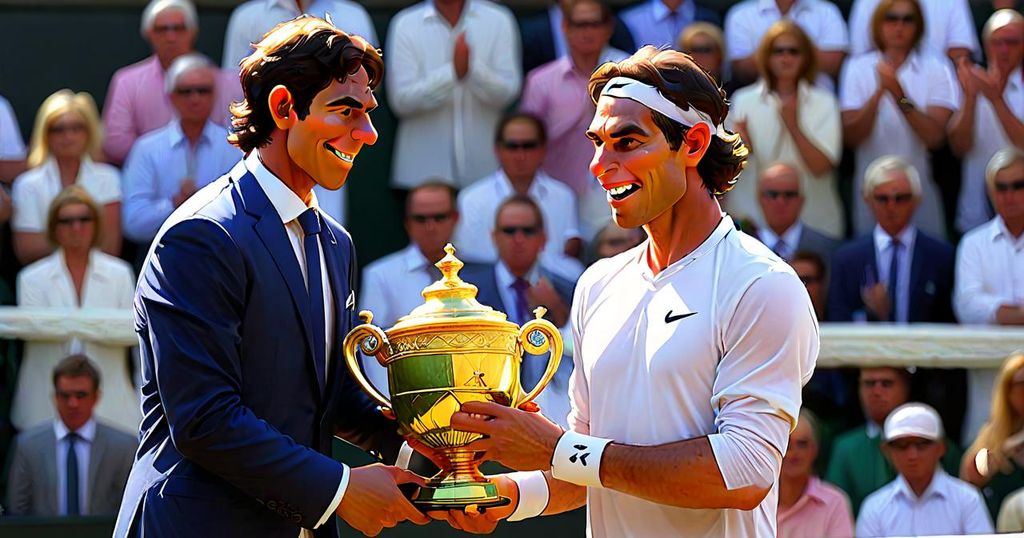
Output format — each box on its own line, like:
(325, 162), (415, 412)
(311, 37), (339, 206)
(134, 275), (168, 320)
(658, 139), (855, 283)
(803, 476), (831, 504)
(168, 120), (218, 148)
(495, 169), (547, 199)
(992, 215), (1024, 246)
(246, 150), (319, 224)
(757, 0), (805, 15)
(424, 0), (475, 23)
(496, 260), (540, 289)
(895, 468), (948, 501)
(873, 223), (917, 253)
(403, 243), (433, 273)
(650, 0), (694, 22)
(54, 417), (97, 443)
(759, 222), (803, 250)
(269, 0), (303, 14)
(866, 420), (882, 439)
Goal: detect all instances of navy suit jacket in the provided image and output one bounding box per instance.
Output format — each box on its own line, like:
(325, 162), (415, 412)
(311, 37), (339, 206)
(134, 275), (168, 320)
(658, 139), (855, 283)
(461, 263), (576, 323)
(114, 162), (391, 538)
(827, 231), (955, 323)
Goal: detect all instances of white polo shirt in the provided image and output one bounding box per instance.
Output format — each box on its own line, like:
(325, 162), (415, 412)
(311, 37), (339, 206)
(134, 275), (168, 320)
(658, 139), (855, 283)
(856, 469), (993, 537)
(568, 215), (818, 537)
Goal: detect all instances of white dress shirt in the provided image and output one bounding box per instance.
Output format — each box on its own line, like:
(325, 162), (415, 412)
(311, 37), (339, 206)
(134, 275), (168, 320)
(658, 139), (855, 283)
(873, 224), (916, 323)
(856, 469), (993, 537)
(848, 0), (979, 59)
(757, 223), (803, 261)
(221, 0), (378, 71)
(840, 51), (959, 238)
(12, 157), (121, 233)
(957, 68), (1024, 234)
(568, 216), (818, 536)
(122, 120), (241, 242)
(727, 80), (843, 237)
(725, 0), (849, 62)
(0, 95), (25, 160)
(620, 0), (701, 49)
(244, 151), (345, 531)
(453, 169), (583, 279)
(386, 0), (521, 188)
(54, 418), (95, 515)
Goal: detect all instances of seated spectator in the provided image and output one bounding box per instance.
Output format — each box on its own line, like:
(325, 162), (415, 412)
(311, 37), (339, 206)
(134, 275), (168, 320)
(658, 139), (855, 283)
(619, 0), (719, 50)
(961, 353), (1024, 519)
(724, 0), (848, 87)
(453, 113), (584, 279)
(102, 0), (234, 165)
(518, 0), (635, 74)
(840, 0), (958, 239)
(222, 0), (377, 73)
(0, 94), (26, 184)
(386, 0), (520, 188)
(948, 9), (1024, 234)
(12, 186), (139, 433)
(778, 410), (855, 538)
(727, 22), (843, 238)
(826, 367), (963, 514)
(792, 250), (827, 320)
(587, 221), (645, 264)
(677, 22), (736, 95)
(360, 181), (460, 393)
(460, 195), (575, 427)
(998, 485), (1024, 532)
(520, 0), (626, 240)
(955, 148), (1024, 441)
(122, 53), (240, 258)
(856, 403), (993, 537)
(740, 162), (840, 264)
(12, 90), (121, 265)
(848, 0), (979, 62)
(6, 355), (138, 516)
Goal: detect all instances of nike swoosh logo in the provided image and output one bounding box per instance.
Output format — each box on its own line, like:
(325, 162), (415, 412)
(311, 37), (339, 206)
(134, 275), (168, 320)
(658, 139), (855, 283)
(665, 310), (697, 323)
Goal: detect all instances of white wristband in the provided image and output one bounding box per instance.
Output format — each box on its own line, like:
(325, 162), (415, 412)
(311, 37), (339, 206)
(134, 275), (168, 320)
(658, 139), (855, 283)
(550, 430), (612, 488)
(506, 471), (549, 522)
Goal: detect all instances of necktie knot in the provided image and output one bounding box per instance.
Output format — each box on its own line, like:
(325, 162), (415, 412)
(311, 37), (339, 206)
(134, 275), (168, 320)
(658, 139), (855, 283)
(298, 208), (321, 236)
(511, 277), (530, 293)
(66, 432), (79, 446)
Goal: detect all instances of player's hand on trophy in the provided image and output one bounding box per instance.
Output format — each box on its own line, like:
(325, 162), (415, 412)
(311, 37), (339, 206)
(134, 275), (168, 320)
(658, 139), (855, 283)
(452, 400), (563, 471)
(427, 474), (519, 534)
(336, 463), (431, 536)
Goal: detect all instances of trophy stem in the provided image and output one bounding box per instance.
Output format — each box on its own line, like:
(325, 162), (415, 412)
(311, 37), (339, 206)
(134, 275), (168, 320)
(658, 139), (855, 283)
(411, 447), (510, 510)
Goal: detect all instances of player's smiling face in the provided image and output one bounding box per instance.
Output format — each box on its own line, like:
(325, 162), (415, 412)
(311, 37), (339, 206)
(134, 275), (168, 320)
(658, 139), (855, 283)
(587, 96), (688, 229)
(285, 67), (378, 190)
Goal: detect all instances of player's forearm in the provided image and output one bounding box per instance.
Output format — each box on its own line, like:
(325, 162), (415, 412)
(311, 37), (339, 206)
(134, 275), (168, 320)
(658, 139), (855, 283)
(543, 471), (587, 516)
(599, 436), (769, 510)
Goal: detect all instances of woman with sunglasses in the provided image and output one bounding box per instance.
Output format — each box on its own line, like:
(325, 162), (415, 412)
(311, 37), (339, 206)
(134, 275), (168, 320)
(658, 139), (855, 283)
(11, 89), (121, 266)
(725, 20), (843, 238)
(840, 0), (957, 239)
(11, 185), (139, 434)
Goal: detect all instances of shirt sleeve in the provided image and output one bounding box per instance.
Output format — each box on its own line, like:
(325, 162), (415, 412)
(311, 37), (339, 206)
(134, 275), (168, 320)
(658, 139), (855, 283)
(87, 166), (123, 205)
(803, 89), (842, 165)
(723, 7), (756, 61)
(0, 96), (25, 160)
(16, 267), (46, 307)
(847, 0), (872, 56)
(998, 489), (1024, 533)
(221, 6), (252, 71)
(385, 15), (457, 118)
(561, 187), (581, 241)
(519, 71), (548, 119)
(313, 466), (350, 528)
(854, 496), (882, 538)
(925, 58), (960, 111)
(963, 485), (995, 533)
(839, 56), (875, 111)
(825, 488), (856, 538)
(952, 235), (1003, 323)
(11, 173), (44, 233)
(566, 280), (590, 434)
(812, 3), (850, 52)
(463, 8), (521, 109)
(122, 145), (174, 242)
(101, 70), (138, 165)
(946, 0), (981, 54)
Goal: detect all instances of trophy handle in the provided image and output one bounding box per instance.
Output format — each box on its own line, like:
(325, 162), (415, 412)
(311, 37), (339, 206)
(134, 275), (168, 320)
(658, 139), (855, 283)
(342, 310), (393, 410)
(515, 307), (563, 407)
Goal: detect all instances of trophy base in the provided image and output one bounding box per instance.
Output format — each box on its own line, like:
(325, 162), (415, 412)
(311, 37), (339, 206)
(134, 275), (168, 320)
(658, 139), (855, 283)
(412, 481), (512, 511)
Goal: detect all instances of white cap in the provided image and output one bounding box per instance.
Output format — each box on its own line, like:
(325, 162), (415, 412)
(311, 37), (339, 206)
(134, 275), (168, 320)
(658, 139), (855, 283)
(884, 403), (943, 442)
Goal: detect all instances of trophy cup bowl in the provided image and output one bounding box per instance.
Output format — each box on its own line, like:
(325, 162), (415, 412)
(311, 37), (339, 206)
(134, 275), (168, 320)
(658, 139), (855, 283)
(342, 244), (563, 511)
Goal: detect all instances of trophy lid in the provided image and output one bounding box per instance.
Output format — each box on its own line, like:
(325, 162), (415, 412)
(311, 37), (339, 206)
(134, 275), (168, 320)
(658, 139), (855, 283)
(390, 244), (511, 329)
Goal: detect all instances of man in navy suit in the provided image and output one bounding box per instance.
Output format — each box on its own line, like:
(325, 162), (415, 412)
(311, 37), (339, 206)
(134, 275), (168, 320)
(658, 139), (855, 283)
(114, 16), (430, 538)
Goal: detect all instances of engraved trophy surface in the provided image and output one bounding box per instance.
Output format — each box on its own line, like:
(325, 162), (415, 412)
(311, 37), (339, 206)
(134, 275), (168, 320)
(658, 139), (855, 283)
(342, 244), (563, 510)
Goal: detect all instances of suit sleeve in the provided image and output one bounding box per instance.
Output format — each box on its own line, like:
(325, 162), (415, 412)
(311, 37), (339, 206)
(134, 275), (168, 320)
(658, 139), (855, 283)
(827, 250), (859, 322)
(139, 218), (345, 528)
(5, 435), (32, 515)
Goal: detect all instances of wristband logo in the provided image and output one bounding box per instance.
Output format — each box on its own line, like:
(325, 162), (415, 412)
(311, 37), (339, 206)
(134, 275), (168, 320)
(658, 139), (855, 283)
(569, 444), (591, 466)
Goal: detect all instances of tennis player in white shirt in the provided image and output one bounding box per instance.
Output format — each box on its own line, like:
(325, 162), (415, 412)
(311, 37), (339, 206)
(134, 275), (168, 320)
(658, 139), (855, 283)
(419, 46), (820, 537)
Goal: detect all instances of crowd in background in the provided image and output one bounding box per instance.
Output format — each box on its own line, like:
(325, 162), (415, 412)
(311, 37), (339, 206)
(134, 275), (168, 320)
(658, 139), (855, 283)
(0, 0), (1022, 535)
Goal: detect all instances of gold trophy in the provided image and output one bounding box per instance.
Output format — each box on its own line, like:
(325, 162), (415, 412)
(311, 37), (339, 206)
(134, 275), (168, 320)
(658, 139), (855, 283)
(343, 244), (563, 510)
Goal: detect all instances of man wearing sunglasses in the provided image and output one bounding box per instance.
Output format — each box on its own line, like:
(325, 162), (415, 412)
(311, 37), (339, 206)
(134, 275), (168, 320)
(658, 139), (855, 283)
(746, 162), (839, 265)
(121, 53), (240, 271)
(115, 17), (430, 538)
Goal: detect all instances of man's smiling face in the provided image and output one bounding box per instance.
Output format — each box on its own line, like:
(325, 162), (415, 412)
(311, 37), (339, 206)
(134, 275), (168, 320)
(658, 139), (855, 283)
(286, 66), (379, 190)
(587, 95), (688, 229)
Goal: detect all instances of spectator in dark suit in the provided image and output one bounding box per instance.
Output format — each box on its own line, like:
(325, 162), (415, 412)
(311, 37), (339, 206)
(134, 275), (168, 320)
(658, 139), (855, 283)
(6, 355), (137, 516)
(518, 0), (635, 74)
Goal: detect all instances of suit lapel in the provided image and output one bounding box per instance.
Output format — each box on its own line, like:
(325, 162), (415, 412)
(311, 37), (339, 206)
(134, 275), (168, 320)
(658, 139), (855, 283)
(43, 429), (58, 515)
(908, 237), (926, 321)
(237, 170), (322, 402)
(88, 427), (107, 513)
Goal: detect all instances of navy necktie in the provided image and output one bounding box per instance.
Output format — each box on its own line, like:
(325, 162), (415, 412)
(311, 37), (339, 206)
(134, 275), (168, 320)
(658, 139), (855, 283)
(66, 432), (79, 516)
(888, 238), (902, 322)
(511, 277), (530, 326)
(772, 239), (787, 260)
(298, 208), (326, 393)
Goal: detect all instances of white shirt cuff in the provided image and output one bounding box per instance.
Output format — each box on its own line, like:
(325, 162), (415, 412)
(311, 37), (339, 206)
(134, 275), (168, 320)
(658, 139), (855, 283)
(313, 464), (350, 529)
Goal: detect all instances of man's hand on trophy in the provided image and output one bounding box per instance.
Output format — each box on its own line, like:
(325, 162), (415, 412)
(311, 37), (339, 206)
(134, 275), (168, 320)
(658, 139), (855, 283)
(336, 464), (431, 536)
(427, 474), (519, 534)
(451, 401), (563, 471)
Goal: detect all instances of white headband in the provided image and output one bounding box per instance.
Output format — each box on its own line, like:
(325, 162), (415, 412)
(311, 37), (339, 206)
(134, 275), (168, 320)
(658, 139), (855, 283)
(599, 76), (728, 138)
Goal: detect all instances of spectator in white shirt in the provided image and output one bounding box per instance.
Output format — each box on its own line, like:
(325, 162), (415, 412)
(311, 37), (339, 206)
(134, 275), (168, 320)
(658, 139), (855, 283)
(386, 0), (521, 189)
(12, 90), (121, 266)
(619, 0), (720, 50)
(724, 0), (848, 87)
(453, 112), (584, 279)
(122, 53), (240, 253)
(948, 9), (1024, 234)
(360, 181), (459, 394)
(840, 0), (958, 239)
(856, 403), (994, 537)
(0, 94), (26, 185)
(728, 21), (843, 237)
(847, 0), (979, 62)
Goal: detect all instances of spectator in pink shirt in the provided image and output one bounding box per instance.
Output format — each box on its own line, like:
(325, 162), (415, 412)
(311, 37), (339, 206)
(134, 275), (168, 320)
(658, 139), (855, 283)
(101, 0), (234, 165)
(778, 410), (855, 538)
